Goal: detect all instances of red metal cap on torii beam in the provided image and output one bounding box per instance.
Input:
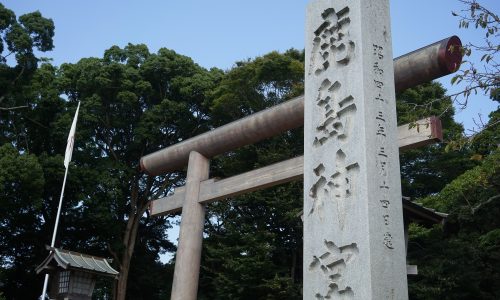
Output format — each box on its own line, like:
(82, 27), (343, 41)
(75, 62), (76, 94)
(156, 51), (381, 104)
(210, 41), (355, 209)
(439, 35), (462, 73)
(394, 35), (462, 92)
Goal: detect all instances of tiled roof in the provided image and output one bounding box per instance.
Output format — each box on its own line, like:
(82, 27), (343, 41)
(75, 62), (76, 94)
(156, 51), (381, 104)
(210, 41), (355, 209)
(402, 197), (448, 226)
(36, 247), (119, 278)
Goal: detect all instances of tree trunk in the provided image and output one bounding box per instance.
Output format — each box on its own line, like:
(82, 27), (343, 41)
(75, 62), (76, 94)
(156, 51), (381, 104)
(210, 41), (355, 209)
(114, 201), (148, 300)
(113, 175), (154, 300)
(115, 214), (135, 300)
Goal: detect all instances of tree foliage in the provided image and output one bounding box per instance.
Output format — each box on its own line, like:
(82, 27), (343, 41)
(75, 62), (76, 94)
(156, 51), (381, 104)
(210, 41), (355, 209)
(0, 3), (54, 112)
(408, 150), (500, 300)
(54, 44), (222, 299)
(200, 51), (474, 299)
(404, 3), (500, 290)
(0, 144), (45, 299)
(1, 2), (499, 299)
(396, 82), (478, 198)
(0, 34), (221, 300)
(448, 0), (500, 151)
(451, 0), (499, 104)
(199, 50), (305, 299)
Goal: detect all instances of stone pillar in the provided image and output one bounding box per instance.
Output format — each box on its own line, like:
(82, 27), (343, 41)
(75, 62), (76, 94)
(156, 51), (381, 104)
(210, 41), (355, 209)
(303, 0), (408, 299)
(170, 151), (209, 300)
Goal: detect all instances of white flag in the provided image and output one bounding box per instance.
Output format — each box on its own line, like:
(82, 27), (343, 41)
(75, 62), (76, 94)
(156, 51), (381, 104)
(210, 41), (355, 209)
(64, 101), (81, 168)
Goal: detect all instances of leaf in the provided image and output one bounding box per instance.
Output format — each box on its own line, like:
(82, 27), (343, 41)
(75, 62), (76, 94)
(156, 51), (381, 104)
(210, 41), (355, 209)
(470, 154), (483, 161)
(479, 229), (500, 249)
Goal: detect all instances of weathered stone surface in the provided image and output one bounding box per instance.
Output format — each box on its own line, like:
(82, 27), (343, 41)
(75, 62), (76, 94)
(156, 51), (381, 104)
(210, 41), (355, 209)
(170, 151), (209, 300)
(304, 0), (408, 298)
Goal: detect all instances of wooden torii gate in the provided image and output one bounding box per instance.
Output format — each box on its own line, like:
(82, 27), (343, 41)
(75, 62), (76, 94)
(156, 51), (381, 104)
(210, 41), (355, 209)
(140, 25), (461, 300)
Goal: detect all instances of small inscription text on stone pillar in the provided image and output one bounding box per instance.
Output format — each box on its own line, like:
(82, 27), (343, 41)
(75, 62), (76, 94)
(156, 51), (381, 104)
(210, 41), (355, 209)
(304, 0), (408, 299)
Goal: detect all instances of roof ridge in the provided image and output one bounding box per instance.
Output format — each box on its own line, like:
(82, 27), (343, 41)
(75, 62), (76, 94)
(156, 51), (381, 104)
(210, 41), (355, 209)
(37, 247), (119, 277)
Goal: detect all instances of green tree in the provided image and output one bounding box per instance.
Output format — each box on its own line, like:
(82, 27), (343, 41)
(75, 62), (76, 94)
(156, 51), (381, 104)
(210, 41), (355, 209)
(0, 3), (55, 153)
(448, 0), (499, 147)
(0, 144), (45, 299)
(56, 44), (222, 299)
(197, 48), (474, 298)
(210, 50), (304, 125)
(0, 3), (54, 109)
(405, 5), (500, 296)
(0, 40), (221, 299)
(0, 59), (111, 299)
(199, 49), (304, 299)
(451, 0), (499, 106)
(0, 5), (58, 299)
(396, 82), (478, 198)
(407, 150), (500, 299)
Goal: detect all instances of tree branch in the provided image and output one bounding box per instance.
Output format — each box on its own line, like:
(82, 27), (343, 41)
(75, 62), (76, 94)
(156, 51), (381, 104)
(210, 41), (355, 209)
(472, 194), (500, 214)
(23, 115), (49, 129)
(107, 242), (121, 265)
(0, 105), (29, 111)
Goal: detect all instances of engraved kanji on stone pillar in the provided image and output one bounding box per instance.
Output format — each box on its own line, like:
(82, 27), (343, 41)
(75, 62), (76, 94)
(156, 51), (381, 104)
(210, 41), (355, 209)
(309, 6), (355, 76)
(304, 0), (408, 299)
(308, 240), (358, 299)
(313, 79), (356, 148)
(330, 150), (359, 230)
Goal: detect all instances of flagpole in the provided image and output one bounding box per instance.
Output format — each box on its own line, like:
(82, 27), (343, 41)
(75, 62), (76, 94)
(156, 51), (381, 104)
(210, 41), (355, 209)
(41, 165), (69, 298)
(40, 102), (80, 300)
(51, 165), (70, 247)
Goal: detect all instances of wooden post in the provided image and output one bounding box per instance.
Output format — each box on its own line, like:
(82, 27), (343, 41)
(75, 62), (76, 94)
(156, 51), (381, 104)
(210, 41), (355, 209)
(170, 151), (209, 300)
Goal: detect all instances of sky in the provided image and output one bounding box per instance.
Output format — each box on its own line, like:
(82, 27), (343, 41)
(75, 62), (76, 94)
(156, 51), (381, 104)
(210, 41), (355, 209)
(3, 0), (498, 131)
(4, 0), (498, 260)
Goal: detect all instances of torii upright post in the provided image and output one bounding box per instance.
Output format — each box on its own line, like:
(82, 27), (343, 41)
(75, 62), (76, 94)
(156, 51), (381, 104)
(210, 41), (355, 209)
(170, 151), (209, 300)
(304, 0), (408, 299)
